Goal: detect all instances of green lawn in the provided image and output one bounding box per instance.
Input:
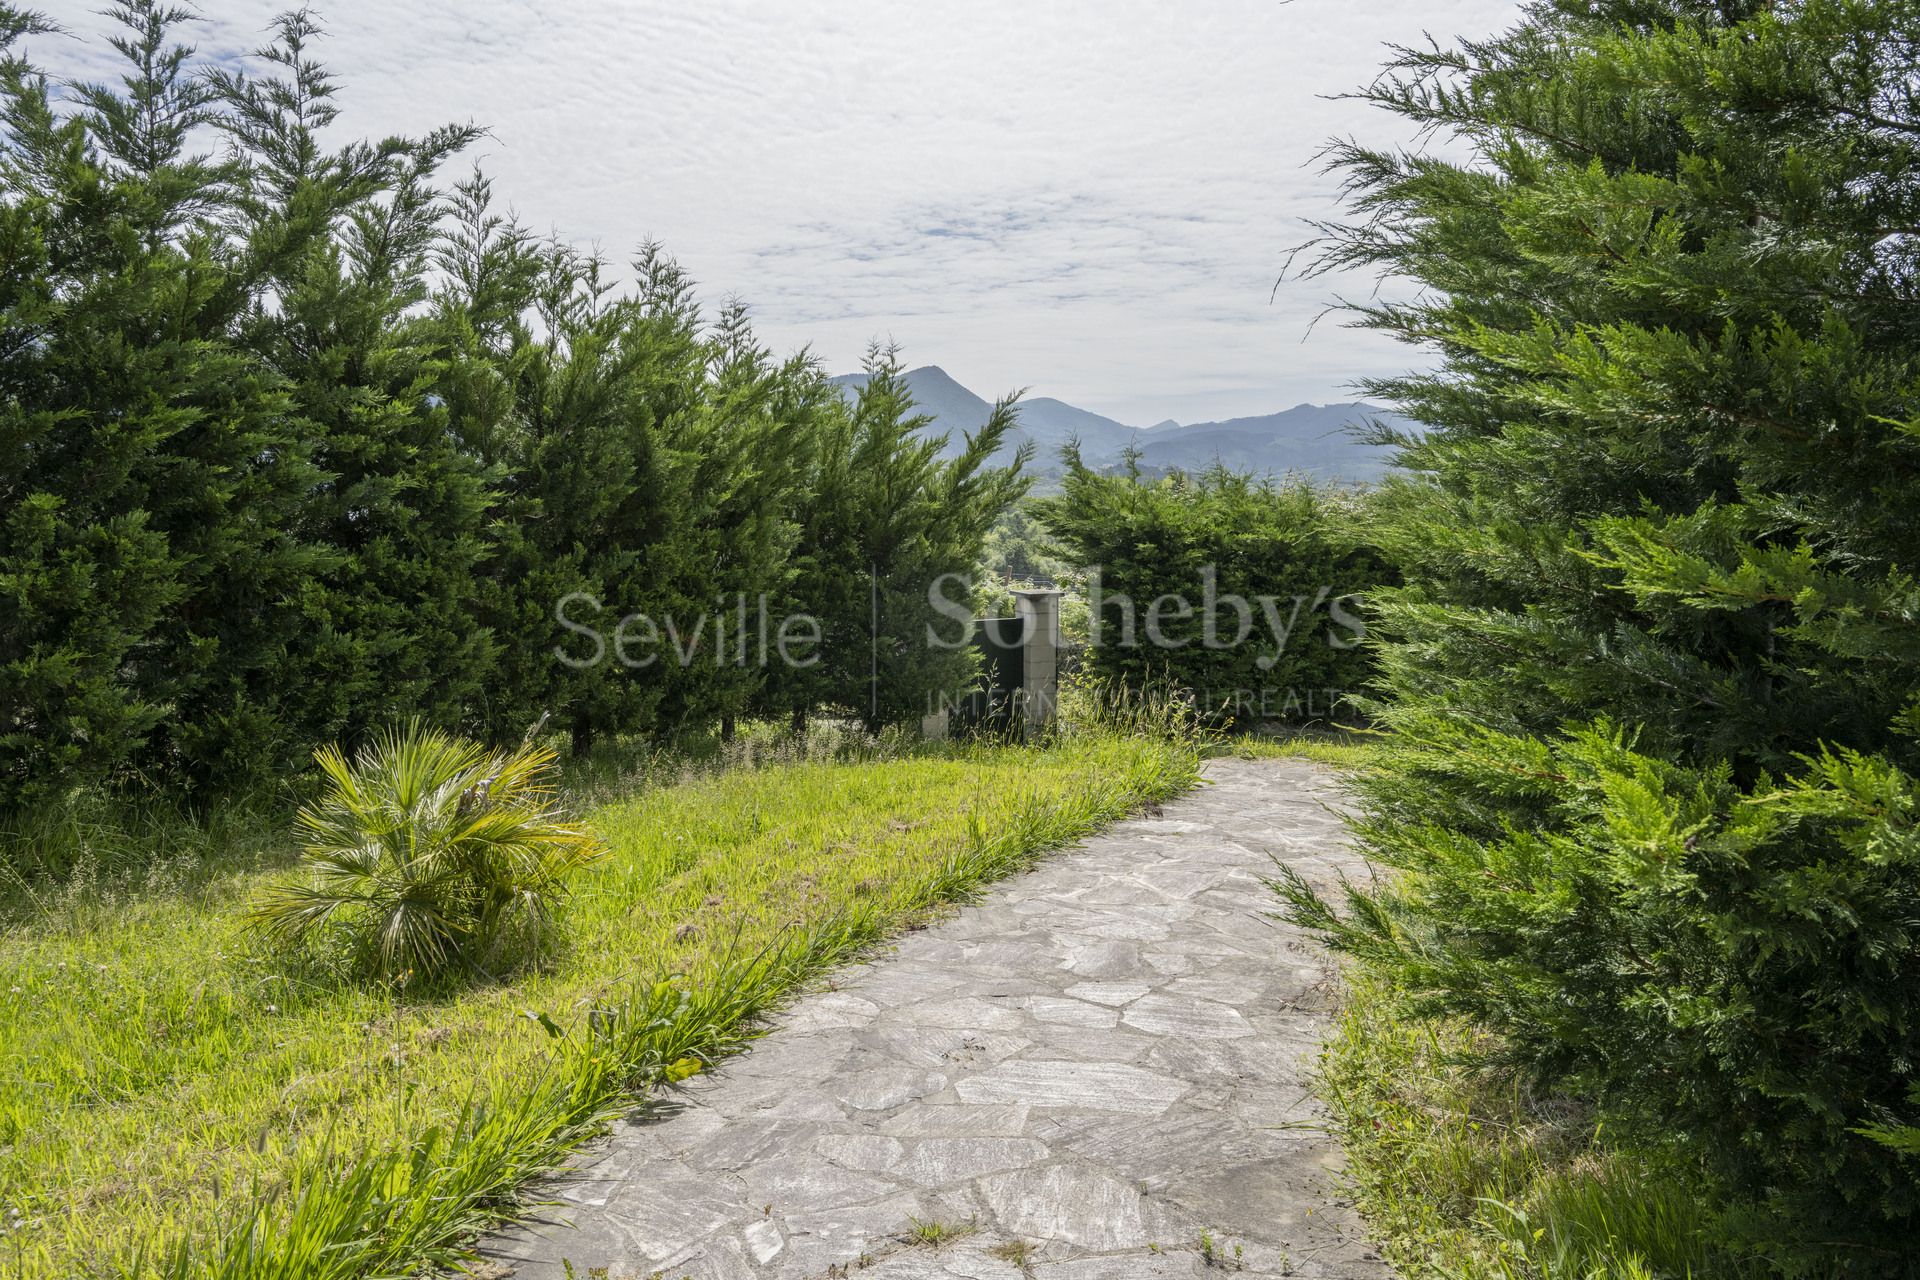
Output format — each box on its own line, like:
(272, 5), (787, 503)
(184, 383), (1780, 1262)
(1223, 727), (1384, 769)
(0, 729), (1197, 1279)
(1314, 935), (1752, 1280)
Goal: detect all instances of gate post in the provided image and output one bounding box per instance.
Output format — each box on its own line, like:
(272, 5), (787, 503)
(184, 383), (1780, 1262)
(1013, 588), (1062, 735)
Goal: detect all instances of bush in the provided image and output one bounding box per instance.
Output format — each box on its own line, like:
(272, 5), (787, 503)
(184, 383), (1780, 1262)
(0, 6), (1023, 816)
(1281, 0), (1920, 1264)
(1278, 723), (1920, 1268)
(1312, 968), (1741, 1280)
(1032, 455), (1389, 726)
(248, 724), (602, 981)
(763, 345), (1030, 735)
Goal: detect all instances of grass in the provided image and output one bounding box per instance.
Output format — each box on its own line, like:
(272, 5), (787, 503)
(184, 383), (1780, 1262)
(1223, 726), (1384, 770)
(1278, 727), (1764, 1279)
(904, 1215), (976, 1248)
(987, 1238), (1038, 1270)
(0, 723), (1199, 1279)
(1317, 969), (1753, 1280)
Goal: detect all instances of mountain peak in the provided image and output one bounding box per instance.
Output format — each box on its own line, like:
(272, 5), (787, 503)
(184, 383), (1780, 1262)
(905, 364), (966, 389)
(830, 365), (1402, 481)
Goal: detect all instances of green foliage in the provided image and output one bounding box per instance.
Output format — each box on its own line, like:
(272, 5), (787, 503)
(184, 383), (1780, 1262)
(0, 7), (1005, 820)
(1315, 969), (1746, 1280)
(1033, 457), (1388, 726)
(247, 724), (602, 981)
(0, 3), (327, 801)
(769, 344), (1031, 735)
(1282, 0), (1920, 1265)
(249, 121), (499, 777)
(979, 502), (1070, 589)
(1279, 724), (1920, 1265)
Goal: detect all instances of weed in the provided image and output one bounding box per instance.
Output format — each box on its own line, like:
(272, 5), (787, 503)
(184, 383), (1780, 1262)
(1197, 1228), (1243, 1270)
(987, 1238), (1038, 1270)
(1314, 969), (1757, 1280)
(904, 1214), (976, 1247)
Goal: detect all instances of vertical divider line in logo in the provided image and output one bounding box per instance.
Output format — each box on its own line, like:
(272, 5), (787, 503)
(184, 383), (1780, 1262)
(869, 563), (879, 725)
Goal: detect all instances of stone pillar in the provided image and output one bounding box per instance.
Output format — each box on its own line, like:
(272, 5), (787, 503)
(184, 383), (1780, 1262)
(1013, 589), (1062, 736)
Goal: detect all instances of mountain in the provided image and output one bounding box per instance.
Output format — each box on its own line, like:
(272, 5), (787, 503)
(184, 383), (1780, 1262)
(1129, 403), (1401, 482)
(828, 366), (1140, 463)
(829, 365), (1404, 483)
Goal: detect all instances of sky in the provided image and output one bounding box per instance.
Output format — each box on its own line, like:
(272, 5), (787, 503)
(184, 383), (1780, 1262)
(44, 0), (1524, 425)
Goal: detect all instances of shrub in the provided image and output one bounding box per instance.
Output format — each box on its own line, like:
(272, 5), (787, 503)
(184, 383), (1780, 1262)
(763, 344), (1031, 735)
(2, 6), (1015, 816)
(1282, 0), (1920, 1263)
(1032, 455), (1389, 727)
(1278, 723), (1920, 1267)
(248, 724), (602, 981)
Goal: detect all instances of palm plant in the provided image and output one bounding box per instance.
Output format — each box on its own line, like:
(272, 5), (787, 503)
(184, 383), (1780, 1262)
(249, 724), (603, 981)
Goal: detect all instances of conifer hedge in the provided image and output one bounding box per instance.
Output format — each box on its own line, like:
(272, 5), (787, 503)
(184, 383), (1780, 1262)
(1277, 0), (1920, 1265)
(1033, 454), (1388, 726)
(0, 4), (1024, 811)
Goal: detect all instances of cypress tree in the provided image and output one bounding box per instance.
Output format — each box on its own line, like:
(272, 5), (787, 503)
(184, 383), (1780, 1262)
(1, 2), (333, 798)
(456, 221), (675, 758)
(656, 299), (820, 735)
(212, 15), (495, 771)
(1033, 456), (1383, 725)
(0, 7), (174, 804)
(1279, 1), (1920, 1262)
(780, 346), (1029, 735)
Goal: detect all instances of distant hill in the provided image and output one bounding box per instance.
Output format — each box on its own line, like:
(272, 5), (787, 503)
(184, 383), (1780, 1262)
(829, 365), (1405, 483)
(1129, 402), (1403, 481)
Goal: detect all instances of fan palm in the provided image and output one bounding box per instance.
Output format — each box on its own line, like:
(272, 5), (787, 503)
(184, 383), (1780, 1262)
(249, 724), (603, 981)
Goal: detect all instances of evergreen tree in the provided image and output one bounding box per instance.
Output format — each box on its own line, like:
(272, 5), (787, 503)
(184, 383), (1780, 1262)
(0, 4), (1028, 810)
(779, 346), (1029, 735)
(1279, 1), (1920, 1263)
(213, 13), (494, 776)
(597, 264), (757, 747)
(452, 228), (818, 759)
(1033, 456), (1383, 725)
(455, 222), (681, 759)
(654, 298), (820, 736)
(0, 6), (169, 805)
(0, 2), (332, 798)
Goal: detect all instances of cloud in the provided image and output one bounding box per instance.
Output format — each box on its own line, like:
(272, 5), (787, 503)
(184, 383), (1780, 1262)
(38, 0), (1523, 423)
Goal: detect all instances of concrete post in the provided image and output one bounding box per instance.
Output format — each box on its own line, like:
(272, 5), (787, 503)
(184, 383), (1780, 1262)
(1013, 589), (1063, 736)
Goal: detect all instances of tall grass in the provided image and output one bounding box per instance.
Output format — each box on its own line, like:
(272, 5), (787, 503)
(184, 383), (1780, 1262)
(0, 726), (1198, 1279)
(1225, 728), (1383, 769)
(1315, 970), (1755, 1280)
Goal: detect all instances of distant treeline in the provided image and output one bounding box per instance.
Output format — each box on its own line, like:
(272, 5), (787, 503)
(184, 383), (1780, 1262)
(0, 6), (1027, 808)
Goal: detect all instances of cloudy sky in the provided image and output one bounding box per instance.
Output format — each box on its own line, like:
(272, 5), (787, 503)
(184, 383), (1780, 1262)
(46, 0), (1522, 424)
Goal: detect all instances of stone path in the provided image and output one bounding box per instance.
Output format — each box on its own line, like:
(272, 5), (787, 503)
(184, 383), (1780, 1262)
(481, 757), (1389, 1280)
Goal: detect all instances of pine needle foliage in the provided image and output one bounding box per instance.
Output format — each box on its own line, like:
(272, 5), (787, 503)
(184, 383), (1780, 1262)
(1277, 0), (1920, 1267)
(766, 343), (1031, 735)
(0, 4), (1025, 812)
(1033, 454), (1388, 726)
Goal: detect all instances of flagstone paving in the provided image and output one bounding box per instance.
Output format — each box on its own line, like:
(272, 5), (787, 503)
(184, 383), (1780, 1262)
(481, 757), (1391, 1279)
